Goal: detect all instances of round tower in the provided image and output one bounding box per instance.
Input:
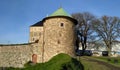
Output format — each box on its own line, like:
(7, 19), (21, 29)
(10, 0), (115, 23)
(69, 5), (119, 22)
(42, 8), (77, 62)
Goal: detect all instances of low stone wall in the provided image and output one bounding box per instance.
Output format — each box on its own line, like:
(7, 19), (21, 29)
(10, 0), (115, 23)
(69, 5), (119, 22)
(0, 44), (33, 68)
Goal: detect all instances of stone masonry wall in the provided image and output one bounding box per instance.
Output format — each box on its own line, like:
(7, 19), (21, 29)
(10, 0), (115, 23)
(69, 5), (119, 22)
(29, 27), (43, 43)
(43, 17), (76, 62)
(0, 44), (33, 68)
(29, 26), (44, 63)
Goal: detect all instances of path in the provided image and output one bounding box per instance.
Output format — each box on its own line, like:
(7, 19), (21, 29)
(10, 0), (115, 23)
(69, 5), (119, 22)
(81, 56), (120, 70)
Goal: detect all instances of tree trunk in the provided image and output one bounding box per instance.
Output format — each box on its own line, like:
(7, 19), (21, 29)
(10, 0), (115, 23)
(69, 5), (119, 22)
(107, 44), (112, 56)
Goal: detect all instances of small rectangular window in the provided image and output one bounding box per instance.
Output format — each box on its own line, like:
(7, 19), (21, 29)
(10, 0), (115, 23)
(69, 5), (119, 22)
(60, 23), (64, 27)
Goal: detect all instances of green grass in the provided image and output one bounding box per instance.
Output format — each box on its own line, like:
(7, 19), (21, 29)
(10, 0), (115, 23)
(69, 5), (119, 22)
(91, 56), (120, 67)
(79, 57), (110, 70)
(6, 53), (83, 70)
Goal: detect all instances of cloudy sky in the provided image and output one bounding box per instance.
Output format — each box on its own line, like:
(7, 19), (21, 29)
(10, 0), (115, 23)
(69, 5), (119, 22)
(0, 0), (120, 44)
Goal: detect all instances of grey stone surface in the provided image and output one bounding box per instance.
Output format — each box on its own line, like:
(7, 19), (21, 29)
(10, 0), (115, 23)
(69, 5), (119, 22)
(0, 44), (33, 68)
(43, 17), (76, 62)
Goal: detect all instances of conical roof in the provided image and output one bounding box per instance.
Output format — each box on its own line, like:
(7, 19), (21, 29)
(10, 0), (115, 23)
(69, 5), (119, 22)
(49, 8), (71, 17)
(42, 8), (77, 25)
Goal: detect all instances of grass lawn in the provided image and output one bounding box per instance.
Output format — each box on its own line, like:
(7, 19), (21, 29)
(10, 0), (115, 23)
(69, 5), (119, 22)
(79, 57), (110, 70)
(90, 56), (120, 67)
(77, 56), (120, 70)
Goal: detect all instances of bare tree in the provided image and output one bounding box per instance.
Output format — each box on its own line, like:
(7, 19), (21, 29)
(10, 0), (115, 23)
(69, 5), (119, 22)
(72, 12), (96, 55)
(92, 16), (120, 55)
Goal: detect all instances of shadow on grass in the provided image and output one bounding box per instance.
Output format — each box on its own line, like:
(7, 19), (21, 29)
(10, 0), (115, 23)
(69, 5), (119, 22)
(61, 58), (84, 70)
(0, 67), (21, 70)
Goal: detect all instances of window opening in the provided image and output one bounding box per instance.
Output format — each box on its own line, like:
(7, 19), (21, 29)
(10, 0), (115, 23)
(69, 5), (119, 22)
(60, 23), (64, 27)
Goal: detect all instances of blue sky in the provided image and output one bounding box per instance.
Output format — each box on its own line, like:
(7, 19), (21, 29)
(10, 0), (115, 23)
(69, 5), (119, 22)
(0, 0), (120, 44)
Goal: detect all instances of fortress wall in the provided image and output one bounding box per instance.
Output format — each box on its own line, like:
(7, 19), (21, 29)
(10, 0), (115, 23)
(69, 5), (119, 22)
(0, 44), (33, 68)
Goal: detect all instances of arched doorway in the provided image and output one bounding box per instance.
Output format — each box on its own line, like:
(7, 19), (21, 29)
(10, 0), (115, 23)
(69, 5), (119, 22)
(32, 54), (37, 63)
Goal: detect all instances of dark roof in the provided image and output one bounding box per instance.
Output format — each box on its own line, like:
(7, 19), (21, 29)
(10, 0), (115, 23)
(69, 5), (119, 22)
(30, 21), (43, 27)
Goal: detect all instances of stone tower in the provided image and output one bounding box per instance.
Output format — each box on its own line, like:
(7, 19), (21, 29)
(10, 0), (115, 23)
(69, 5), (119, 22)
(29, 21), (44, 62)
(29, 21), (43, 43)
(42, 8), (77, 62)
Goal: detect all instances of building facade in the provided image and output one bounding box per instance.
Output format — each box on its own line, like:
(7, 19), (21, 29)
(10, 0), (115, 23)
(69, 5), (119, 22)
(29, 8), (77, 62)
